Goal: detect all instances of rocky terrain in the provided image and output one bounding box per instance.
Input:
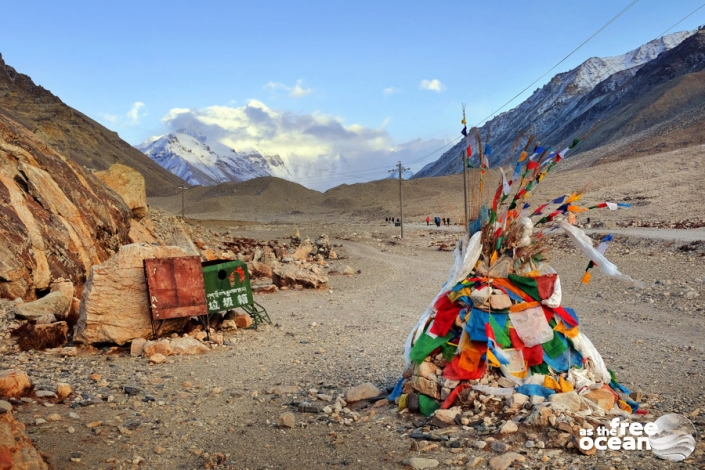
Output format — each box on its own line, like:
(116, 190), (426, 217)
(0, 221), (703, 469)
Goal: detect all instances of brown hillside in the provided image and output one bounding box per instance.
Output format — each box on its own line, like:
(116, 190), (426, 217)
(0, 53), (186, 196)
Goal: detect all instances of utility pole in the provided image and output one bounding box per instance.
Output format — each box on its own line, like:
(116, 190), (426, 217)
(389, 161), (410, 238)
(178, 186), (187, 220)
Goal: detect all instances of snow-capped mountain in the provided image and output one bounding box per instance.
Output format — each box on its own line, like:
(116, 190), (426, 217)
(413, 30), (696, 178)
(136, 132), (291, 186)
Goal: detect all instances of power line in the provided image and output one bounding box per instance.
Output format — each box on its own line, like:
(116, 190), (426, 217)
(660, 2), (705, 36)
(471, 0), (640, 128)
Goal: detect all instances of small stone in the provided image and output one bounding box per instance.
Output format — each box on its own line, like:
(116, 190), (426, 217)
(548, 391), (581, 412)
(490, 441), (510, 453)
(530, 395), (545, 405)
(130, 338), (147, 357)
(90, 374), (101, 382)
(344, 382), (382, 403)
(56, 383), (72, 400)
(405, 457), (439, 469)
(235, 314), (253, 329)
(149, 353), (166, 364)
(86, 421), (101, 428)
(35, 418), (47, 425)
(67, 426), (75, 434)
(473, 440), (487, 450)
(0, 369), (32, 398)
(506, 393), (529, 410)
(46, 413), (61, 422)
(584, 388), (615, 411)
(525, 440), (535, 448)
(36, 390), (58, 398)
(317, 394), (332, 402)
(68, 412), (80, 420)
(489, 452), (526, 470)
(433, 406), (461, 424)
(500, 420), (518, 434)
(0, 400), (11, 412)
(468, 456), (485, 468)
(277, 412), (295, 429)
(154, 446), (164, 455)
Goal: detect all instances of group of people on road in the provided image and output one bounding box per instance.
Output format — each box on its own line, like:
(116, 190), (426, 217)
(425, 216), (451, 227)
(385, 217), (400, 224)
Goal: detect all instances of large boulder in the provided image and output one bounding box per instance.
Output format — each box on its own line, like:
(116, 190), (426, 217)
(0, 114), (131, 301)
(12, 279), (73, 320)
(74, 244), (191, 345)
(0, 411), (49, 469)
(273, 264), (328, 289)
(128, 219), (162, 245)
(95, 163), (148, 219)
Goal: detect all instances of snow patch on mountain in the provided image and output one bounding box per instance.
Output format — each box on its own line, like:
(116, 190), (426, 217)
(136, 132), (291, 186)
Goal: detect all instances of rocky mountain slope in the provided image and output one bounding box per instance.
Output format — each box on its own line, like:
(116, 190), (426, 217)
(137, 131), (291, 186)
(413, 30), (700, 177)
(0, 54), (186, 196)
(0, 112), (131, 301)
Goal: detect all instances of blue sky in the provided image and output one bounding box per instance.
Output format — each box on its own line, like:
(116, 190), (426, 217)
(2, 1), (704, 188)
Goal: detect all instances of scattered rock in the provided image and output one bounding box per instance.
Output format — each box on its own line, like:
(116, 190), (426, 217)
(405, 457), (439, 469)
(130, 338), (147, 357)
(170, 337), (209, 355)
(235, 314), (253, 329)
(500, 420), (518, 434)
(149, 353), (167, 364)
(343, 265), (355, 275)
(490, 441), (510, 453)
(277, 412), (295, 429)
(12, 280), (73, 320)
(584, 388), (615, 411)
(56, 383), (72, 400)
(143, 339), (173, 357)
(548, 391), (581, 412)
(433, 407), (461, 425)
(344, 383), (382, 403)
(273, 264), (328, 289)
(0, 369), (32, 398)
(488, 452), (525, 470)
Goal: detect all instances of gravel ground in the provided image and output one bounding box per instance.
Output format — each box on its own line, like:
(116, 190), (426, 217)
(3, 222), (705, 470)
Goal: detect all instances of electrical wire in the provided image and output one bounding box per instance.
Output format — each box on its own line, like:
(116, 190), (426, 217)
(659, 2), (705, 36)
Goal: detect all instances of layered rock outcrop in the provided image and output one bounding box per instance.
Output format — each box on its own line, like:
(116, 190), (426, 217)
(0, 113), (131, 301)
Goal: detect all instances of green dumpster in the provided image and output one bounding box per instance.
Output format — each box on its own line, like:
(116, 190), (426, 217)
(201, 260), (271, 328)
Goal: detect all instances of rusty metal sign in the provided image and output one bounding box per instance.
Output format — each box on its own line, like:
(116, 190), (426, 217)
(144, 256), (207, 321)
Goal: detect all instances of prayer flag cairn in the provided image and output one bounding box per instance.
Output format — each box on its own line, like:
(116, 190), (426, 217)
(392, 131), (646, 421)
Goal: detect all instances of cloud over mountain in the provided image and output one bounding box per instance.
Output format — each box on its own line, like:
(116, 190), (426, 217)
(157, 100), (444, 190)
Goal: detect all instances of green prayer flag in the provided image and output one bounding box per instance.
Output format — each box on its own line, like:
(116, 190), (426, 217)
(409, 331), (454, 364)
(507, 274), (541, 301)
(418, 394), (441, 417)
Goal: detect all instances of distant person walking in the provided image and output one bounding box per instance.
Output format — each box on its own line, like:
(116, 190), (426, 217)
(447, 217), (451, 226)
(434, 216), (441, 228)
(426, 216), (430, 226)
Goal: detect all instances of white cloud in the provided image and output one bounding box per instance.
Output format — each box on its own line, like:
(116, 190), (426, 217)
(420, 79), (446, 92)
(159, 100), (444, 190)
(263, 79), (312, 98)
(127, 101), (146, 122)
(383, 87), (402, 95)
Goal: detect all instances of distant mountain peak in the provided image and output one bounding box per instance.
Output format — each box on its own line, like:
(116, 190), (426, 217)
(413, 29), (698, 179)
(136, 132), (292, 186)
